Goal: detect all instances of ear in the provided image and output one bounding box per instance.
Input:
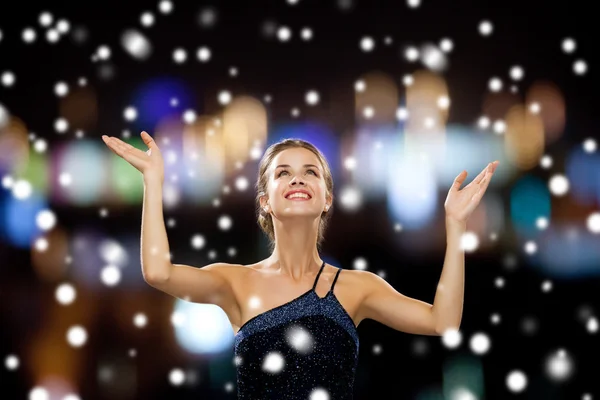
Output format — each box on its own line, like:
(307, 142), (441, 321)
(259, 192), (269, 208)
(327, 192), (333, 209)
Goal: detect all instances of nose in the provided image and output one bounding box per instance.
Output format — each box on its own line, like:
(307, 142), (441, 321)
(289, 176), (306, 186)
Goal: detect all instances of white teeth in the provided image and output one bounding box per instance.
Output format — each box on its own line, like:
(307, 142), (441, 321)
(287, 193), (310, 199)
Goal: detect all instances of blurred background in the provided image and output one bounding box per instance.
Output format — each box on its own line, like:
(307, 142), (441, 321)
(0, 0), (599, 399)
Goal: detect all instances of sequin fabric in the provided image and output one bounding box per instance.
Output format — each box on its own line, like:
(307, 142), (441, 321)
(234, 261), (359, 399)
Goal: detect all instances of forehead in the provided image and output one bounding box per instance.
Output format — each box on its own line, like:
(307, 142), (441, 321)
(271, 147), (321, 168)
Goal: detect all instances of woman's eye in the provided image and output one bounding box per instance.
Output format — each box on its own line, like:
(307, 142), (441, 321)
(278, 169), (317, 177)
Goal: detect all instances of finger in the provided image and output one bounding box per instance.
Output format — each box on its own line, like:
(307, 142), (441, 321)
(451, 170), (468, 191)
(464, 163), (491, 190)
(141, 131), (159, 150)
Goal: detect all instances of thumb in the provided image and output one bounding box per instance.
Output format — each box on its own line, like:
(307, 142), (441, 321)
(140, 131), (158, 149)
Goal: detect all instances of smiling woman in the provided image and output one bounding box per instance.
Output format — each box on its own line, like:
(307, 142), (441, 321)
(255, 138), (334, 254)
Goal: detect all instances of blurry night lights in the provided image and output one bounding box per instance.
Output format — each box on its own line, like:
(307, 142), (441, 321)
(191, 234), (206, 249)
(124, 106), (138, 121)
(344, 157), (357, 170)
(363, 106), (374, 119)
(405, 46), (419, 61)
(97, 45), (111, 60)
(360, 36), (375, 52)
(56, 19), (70, 34)
(510, 66), (524, 80)
(582, 138), (597, 153)
(36, 209), (57, 231)
(197, 46), (211, 62)
(421, 44), (447, 71)
(309, 388), (330, 400)
(39, 11), (53, 27)
(544, 349), (574, 382)
(407, 0), (421, 8)
(34, 237), (49, 252)
(587, 212), (600, 234)
(441, 328), (462, 348)
(353, 257), (367, 270)
(540, 155), (553, 169)
(55, 117), (69, 133)
(493, 120), (506, 134)
(158, 0), (174, 14)
(439, 38), (453, 52)
(66, 325), (88, 347)
(101, 265), (121, 286)
(396, 107), (409, 121)
(22, 28), (36, 43)
(29, 387), (49, 400)
(5, 354), (19, 370)
(285, 325), (314, 354)
(479, 20), (493, 36)
(218, 90), (232, 105)
(218, 215), (233, 230)
(354, 80), (366, 92)
(506, 370), (528, 393)
(262, 351), (285, 374)
(121, 29), (152, 60)
(46, 29), (59, 43)
(489, 77), (502, 92)
(54, 81), (69, 97)
(305, 90), (319, 105)
(55, 283), (76, 305)
(573, 59), (587, 75)
(301, 27), (313, 41)
(460, 231), (479, 252)
(469, 332), (491, 355)
(478, 116), (490, 129)
(435, 97), (450, 111)
(524, 241), (537, 255)
(229, 67), (238, 76)
(141, 11), (155, 27)
(561, 38), (576, 53)
(198, 7), (218, 28)
(182, 109), (196, 123)
(173, 48), (187, 63)
(1, 71), (15, 87)
(548, 174), (569, 196)
(287, 0), (300, 4)
(402, 74), (414, 86)
(169, 368), (185, 386)
(133, 313), (148, 328)
(529, 102), (541, 114)
(235, 176), (249, 191)
(277, 26), (292, 42)
(291, 108), (300, 117)
(12, 180), (33, 200)
(536, 216), (549, 230)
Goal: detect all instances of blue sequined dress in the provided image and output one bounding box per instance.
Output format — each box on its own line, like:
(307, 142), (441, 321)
(234, 261), (360, 399)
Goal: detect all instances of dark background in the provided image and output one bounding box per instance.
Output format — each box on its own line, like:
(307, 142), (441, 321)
(0, 0), (598, 399)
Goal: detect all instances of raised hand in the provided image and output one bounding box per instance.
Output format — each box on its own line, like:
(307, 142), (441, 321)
(444, 161), (499, 224)
(102, 131), (165, 183)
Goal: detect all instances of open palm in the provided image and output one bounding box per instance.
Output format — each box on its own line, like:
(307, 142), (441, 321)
(444, 161), (499, 223)
(102, 131), (165, 183)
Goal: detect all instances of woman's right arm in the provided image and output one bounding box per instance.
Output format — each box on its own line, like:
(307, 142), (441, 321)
(141, 176), (239, 311)
(101, 132), (239, 314)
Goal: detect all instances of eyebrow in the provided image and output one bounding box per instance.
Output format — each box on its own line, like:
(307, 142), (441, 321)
(275, 164), (320, 169)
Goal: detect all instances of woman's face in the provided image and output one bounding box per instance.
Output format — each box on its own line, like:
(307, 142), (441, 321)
(263, 147), (330, 218)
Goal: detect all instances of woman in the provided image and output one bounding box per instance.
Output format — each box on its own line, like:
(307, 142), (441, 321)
(102, 132), (498, 399)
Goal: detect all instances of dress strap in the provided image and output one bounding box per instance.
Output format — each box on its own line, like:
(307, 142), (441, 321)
(329, 268), (342, 292)
(312, 260), (327, 291)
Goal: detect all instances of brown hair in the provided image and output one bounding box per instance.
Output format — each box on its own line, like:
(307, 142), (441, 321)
(255, 138), (334, 253)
